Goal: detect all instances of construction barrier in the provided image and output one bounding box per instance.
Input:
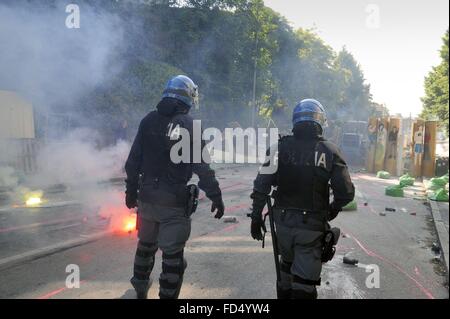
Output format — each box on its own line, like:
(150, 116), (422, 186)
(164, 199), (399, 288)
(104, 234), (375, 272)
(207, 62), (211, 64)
(0, 138), (41, 175)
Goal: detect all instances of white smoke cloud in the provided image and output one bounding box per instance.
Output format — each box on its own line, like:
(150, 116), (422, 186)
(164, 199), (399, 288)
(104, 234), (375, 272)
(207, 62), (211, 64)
(30, 128), (130, 188)
(0, 2), (124, 111)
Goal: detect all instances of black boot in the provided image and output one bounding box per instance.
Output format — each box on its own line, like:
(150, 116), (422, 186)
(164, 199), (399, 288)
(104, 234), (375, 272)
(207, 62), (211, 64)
(277, 285), (292, 299)
(291, 287), (318, 299)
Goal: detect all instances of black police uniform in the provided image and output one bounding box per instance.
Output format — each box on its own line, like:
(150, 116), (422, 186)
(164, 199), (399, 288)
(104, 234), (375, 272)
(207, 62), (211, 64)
(125, 97), (223, 299)
(251, 123), (355, 299)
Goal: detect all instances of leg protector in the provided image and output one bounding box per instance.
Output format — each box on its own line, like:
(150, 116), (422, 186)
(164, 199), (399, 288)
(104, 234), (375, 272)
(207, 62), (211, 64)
(159, 250), (187, 299)
(277, 260), (293, 299)
(292, 274), (319, 299)
(130, 240), (158, 299)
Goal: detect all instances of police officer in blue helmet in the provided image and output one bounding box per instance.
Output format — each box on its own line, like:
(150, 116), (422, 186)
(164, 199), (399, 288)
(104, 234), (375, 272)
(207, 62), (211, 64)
(250, 99), (355, 299)
(125, 75), (224, 299)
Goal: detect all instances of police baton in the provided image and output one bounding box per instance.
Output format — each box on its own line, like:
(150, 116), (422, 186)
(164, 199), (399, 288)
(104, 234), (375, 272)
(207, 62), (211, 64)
(266, 195), (281, 285)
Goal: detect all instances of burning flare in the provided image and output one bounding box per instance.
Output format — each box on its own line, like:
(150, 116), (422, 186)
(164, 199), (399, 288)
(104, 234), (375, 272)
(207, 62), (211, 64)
(24, 190), (44, 207)
(25, 196), (42, 206)
(123, 213), (137, 233)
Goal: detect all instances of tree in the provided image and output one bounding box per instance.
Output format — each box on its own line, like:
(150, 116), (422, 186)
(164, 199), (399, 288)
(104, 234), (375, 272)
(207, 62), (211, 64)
(333, 47), (372, 120)
(12, 0), (377, 135)
(421, 30), (449, 136)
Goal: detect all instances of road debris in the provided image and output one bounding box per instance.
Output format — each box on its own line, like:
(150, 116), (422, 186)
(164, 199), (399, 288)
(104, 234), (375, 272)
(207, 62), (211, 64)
(385, 185), (404, 197)
(431, 243), (441, 254)
(377, 171), (391, 179)
(343, 256), (359, 265)
(399, 174), (415, 187)
(428, 188), (449, 202)
(223, 216), (238, 223)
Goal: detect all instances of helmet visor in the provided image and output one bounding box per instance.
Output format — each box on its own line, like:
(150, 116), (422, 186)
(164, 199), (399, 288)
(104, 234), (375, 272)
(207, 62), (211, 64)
(293, 111), (328, 127)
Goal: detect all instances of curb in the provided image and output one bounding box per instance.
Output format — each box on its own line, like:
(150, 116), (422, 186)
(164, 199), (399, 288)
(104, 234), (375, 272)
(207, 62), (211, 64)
(0, 230), (112, 271)
(428, 199), (449, 282)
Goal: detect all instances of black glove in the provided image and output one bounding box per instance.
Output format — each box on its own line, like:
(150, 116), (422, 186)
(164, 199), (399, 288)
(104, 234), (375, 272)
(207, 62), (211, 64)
(125, 191), (137, 209)
(328, 203), (340, 221)
(211, 197), (225, 219)
(251, 211), (267, 241)
(250, 191), (268, 241)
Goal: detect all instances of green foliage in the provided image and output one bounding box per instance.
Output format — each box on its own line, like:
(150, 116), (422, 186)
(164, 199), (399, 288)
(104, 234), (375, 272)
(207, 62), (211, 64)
(65, 0), (376, 132)
(421, 30), (449, 136)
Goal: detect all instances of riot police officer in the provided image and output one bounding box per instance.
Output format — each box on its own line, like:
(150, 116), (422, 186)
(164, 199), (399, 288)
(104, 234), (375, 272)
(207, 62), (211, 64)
(250, 99), (355, 299)
(125, 75), (225, 299)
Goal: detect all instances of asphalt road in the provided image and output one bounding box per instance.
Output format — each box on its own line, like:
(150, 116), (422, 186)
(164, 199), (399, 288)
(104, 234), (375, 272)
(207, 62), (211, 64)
(0, 166), (448, 299)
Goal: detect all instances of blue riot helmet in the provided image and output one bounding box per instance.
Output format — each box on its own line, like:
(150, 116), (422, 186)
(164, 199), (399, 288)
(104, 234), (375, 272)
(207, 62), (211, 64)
(292, 99), (328, 129)
(162, 75), (199, 109)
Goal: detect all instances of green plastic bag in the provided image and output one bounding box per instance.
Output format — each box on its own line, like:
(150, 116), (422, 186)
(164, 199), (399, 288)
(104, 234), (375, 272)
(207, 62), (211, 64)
(430, 175), (449, 188)
(385, 185), (404, 197)
(377, 171), (391, 179)
(399, 173), (415, 187)
(342, 200), (358, 211)
(428, 188), (449, 202)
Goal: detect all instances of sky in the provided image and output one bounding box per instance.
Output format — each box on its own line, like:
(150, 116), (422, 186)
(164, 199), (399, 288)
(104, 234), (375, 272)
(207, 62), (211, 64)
(264, 0), (449, 117)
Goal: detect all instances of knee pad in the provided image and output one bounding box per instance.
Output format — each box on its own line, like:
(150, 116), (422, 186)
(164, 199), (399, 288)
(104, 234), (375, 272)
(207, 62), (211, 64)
(161, 251), (187, 275)
(133, 241), (158, 281)
(159, 250), (187, 299)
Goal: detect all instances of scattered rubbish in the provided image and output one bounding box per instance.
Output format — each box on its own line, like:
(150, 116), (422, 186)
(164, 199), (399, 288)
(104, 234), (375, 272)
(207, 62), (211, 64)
(343, 256), (359, 265)
(429, 174), (449, 190)
(342, 233), (348, 238)
(342, 200), (357, 211)
(428, 188), (449, 202)
(399, 174), (415, 187)
(363, 202), (368, 206)
(431, 243), (441, 254)
(325, 281), (330, 285)
(385, 207), (396, 212)
(432, 256), (441, 263)
(223, 216), (238, 223)
(385, 185), (404, 198)
(379, 212), (387, 216)
(377, 171), (391, 179)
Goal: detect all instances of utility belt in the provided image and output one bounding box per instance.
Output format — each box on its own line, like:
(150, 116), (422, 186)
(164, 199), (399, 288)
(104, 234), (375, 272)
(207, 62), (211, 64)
(274, 207), (340, 263)
(275, 207), (328, 223)
(139, 177), (199, 217)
